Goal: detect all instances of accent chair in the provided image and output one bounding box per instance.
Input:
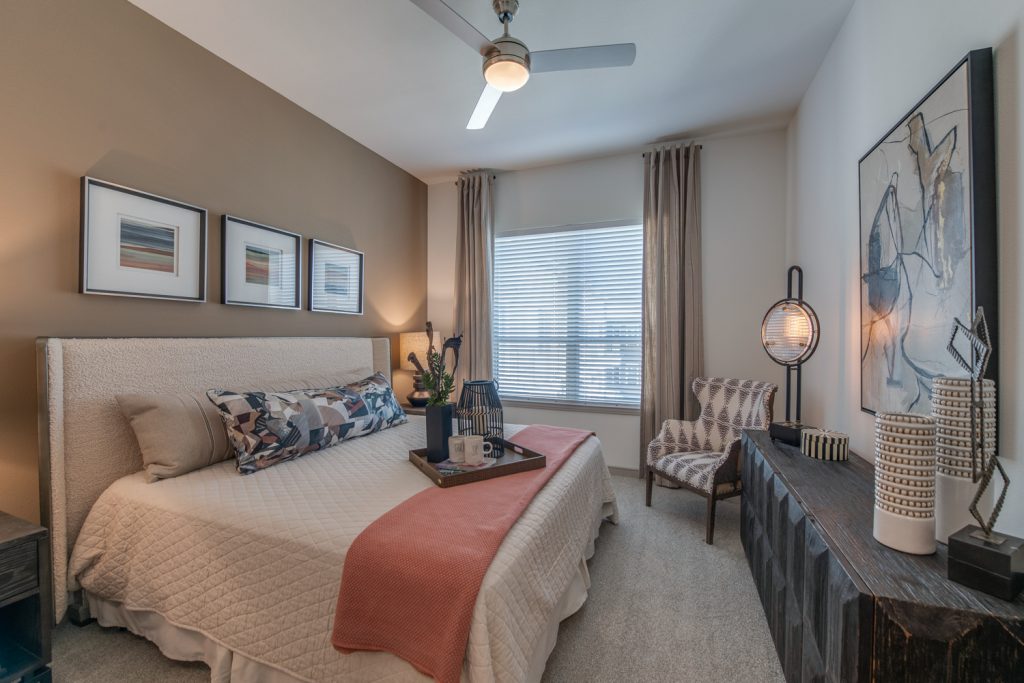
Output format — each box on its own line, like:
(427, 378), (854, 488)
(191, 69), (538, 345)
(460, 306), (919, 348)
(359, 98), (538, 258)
(645, 377), (778, 544)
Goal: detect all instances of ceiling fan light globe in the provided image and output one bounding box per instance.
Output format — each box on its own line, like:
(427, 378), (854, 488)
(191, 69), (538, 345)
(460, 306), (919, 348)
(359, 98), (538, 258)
(484, 58), (530, 92)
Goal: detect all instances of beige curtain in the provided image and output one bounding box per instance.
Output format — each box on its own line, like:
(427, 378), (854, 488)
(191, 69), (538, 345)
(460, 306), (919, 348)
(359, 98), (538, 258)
(453, 171), (495, 394)
(640, 144), (704, 475)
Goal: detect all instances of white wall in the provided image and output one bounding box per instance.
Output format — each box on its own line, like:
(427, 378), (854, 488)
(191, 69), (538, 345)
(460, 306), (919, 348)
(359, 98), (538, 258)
(428, 131), (788, 471)
(786, 0), (1024, 535)
(491, 153), (644, 232)
(702, 133), (788, 400)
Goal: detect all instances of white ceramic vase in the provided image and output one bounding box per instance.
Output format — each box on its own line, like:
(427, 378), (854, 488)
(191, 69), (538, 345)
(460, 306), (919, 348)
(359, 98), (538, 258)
(872, 412), (936, 555)
(931, 377), (996, 543)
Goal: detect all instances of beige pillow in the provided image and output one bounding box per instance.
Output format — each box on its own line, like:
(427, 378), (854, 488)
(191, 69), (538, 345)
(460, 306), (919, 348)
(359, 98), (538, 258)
(118, 371), (372, 481)
(117, 393), (231, 482)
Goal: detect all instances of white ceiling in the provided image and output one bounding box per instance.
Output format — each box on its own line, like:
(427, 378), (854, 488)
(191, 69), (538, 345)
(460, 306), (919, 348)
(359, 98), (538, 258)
(130, 0), (853, 183)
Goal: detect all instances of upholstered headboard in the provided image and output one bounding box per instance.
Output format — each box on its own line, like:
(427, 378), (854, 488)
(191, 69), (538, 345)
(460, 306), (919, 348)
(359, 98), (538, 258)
(36, 336), (391, 621)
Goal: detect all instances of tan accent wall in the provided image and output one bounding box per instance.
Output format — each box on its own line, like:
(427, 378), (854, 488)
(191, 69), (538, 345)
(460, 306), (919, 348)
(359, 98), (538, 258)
(0, 0), (427, 522)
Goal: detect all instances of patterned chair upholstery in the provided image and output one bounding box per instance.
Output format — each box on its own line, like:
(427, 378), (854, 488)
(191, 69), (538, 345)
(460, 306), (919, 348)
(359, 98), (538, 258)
(645, 377), (777, 544)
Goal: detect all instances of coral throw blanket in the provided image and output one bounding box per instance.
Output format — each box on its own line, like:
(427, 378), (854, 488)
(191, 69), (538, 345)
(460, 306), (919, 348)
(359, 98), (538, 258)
(332, 425), (594, 683)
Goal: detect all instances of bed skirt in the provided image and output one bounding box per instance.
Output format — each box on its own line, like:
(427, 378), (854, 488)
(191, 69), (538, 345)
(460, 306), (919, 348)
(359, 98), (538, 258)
(84, 501), (613, 682)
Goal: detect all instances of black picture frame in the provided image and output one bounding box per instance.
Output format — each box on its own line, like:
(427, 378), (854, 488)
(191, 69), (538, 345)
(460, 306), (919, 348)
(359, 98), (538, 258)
(221, 215), (302, 310)
(80, 177), (208, 302)
(858, 48), (996, 415)
(307, 238), (364, 315)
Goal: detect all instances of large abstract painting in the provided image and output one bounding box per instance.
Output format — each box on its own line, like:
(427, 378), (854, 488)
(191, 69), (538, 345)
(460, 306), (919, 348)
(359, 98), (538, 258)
(859, 49), (996, 415)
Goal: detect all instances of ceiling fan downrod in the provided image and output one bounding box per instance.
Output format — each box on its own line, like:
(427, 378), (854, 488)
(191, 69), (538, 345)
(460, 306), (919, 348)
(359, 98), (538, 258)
(492, 0), (519, 25)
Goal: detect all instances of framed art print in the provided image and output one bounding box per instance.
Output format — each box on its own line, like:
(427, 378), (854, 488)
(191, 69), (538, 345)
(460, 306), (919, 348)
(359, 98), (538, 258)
(308, 239), (364, 315)
(222, 215), (301, 309)
(859, 49), (996, 415)
(80, 177), (207, 301)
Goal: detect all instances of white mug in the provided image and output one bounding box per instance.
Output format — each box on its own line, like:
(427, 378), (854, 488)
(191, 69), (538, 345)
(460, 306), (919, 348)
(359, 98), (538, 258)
(448, 436), (466, 464)
(463, 435), (493, 465)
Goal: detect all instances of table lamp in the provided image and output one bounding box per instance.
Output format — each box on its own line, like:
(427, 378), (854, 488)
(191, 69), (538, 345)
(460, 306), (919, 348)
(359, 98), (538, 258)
(400, 330), (441, 407)
(761, 265), (819, 445)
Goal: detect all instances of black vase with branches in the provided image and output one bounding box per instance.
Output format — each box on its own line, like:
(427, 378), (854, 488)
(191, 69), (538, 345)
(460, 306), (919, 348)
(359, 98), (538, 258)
(422, 322), (462, 462)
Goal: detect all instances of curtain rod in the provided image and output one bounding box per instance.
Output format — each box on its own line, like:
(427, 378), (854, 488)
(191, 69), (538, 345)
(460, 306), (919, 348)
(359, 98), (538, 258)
(642, 140), (703, 155)
(453, 140), (704, 181)
(455, 169), (498, 182)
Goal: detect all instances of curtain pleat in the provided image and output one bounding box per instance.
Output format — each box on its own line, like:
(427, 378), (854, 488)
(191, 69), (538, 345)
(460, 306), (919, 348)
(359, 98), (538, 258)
(639, 145), (704, 475)
(454, 172), (495, 396)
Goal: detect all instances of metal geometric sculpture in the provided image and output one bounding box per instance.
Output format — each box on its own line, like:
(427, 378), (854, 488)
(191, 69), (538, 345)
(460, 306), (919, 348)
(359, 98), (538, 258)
(947, 308), (992, 381)
(947, 307), (1008, 541)
(971, 456), (1010, 541)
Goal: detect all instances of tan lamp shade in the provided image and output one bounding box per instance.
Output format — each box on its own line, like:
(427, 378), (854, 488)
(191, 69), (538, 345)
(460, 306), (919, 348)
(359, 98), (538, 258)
(399, 331), (441, 372)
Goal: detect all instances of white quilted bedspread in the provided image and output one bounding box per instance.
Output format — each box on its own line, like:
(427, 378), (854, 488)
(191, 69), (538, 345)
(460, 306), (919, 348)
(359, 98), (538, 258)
(68, 419), (618, 682)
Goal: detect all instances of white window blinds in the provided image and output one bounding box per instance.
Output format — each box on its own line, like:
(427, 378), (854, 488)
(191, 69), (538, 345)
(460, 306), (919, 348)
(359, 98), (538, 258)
(493, 222), (643, 408)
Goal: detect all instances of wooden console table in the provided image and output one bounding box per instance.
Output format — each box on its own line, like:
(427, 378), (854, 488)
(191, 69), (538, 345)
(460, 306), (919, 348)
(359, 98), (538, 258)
(740, 430), (1023, 682)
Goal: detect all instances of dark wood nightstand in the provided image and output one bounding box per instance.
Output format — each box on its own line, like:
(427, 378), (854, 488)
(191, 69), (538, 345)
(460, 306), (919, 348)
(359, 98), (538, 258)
(0, 512), (51, 683)
(401, 404), (427, 416)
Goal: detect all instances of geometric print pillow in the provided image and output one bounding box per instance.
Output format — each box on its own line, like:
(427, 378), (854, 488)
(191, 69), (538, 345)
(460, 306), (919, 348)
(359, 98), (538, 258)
(207, 372), (408, 474)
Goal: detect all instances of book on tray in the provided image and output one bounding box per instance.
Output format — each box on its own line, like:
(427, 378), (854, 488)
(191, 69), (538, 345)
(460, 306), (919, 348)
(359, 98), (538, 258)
(433, 459), (497, 475)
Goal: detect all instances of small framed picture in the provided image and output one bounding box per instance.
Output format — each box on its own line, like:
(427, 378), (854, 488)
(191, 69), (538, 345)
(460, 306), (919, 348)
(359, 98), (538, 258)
(221, 215), (301, 309)
(80, 177), (207, 301)
(308, 239), (364, 315)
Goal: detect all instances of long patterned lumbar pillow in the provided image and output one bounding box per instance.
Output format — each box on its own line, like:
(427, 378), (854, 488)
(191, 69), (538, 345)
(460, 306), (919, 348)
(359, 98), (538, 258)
(801, 428), (849, 461)
(119, 372), (372, 481)
(207, 372), (408, 474)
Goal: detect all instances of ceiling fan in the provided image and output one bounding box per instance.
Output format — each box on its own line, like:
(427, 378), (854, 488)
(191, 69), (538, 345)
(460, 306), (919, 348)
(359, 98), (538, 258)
(409, 0), (636, 129)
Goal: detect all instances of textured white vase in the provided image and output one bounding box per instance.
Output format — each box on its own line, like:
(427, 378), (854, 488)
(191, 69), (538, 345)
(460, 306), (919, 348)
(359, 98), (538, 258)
(872, 413), (936, 555)
(931, 377), (996, 543)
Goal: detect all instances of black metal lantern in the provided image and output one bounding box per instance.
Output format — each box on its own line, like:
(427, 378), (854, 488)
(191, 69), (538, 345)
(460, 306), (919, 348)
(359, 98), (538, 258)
(761, 265), (819, 445)
(457, 380), (503, 456)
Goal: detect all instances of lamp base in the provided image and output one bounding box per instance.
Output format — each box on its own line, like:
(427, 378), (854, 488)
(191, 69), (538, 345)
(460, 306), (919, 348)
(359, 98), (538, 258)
(770, 421), (809, 447)
(407, 373), (431, 407)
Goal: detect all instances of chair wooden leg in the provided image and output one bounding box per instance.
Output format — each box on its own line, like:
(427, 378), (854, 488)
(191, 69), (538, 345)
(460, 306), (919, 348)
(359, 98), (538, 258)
(705, 493), (717, 545)
(645, 469), (654, 507)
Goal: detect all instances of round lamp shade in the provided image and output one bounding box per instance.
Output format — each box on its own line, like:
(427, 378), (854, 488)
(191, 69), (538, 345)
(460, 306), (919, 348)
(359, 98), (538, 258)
(761, 298), (819, 366)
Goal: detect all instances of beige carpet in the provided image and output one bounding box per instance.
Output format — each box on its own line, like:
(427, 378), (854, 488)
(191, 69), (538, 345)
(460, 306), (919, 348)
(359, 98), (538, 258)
(53, 475), (783, 682)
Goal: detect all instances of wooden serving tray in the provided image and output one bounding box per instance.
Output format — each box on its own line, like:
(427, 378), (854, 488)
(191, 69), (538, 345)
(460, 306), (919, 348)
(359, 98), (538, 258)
(409, 438), (546, 487)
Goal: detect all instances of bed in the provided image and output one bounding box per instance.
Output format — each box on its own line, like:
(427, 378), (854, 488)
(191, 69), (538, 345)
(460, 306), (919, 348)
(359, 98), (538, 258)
(37, 337), (618, 682)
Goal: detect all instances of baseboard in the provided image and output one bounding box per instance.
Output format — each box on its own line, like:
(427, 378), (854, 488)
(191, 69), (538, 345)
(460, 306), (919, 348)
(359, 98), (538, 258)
(608, 466), (640, 478)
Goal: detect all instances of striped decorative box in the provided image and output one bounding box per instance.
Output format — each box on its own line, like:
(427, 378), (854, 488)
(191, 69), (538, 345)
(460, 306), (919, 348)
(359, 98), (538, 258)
(801, 429), (849, 461)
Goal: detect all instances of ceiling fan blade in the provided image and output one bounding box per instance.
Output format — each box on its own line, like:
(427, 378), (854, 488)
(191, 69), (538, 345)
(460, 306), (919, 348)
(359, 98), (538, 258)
(466, 85), (502, 130)
(530, 43), (637, 73)
(408, 0), (496, 56)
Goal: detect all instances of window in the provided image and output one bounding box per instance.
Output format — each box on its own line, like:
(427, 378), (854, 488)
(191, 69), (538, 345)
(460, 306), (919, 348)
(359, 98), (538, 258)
(493, 222), (643, 409)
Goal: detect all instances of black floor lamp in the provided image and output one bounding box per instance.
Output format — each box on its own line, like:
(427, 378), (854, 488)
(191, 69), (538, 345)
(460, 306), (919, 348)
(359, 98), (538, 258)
(761, 265), (820, 446)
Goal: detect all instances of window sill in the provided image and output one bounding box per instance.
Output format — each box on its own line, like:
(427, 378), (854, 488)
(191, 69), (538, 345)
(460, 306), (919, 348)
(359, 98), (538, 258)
(500, 398), (640, 416)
